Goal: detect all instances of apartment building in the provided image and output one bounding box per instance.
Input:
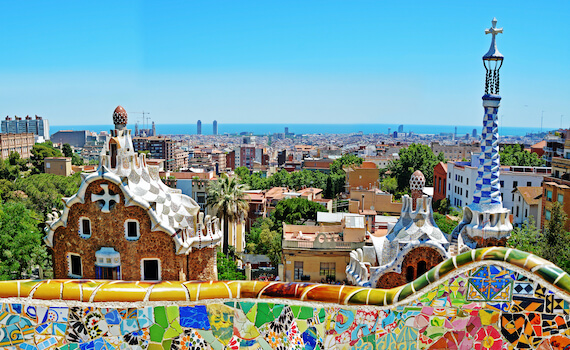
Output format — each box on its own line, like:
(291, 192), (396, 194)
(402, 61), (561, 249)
(0, 133), (34, 159)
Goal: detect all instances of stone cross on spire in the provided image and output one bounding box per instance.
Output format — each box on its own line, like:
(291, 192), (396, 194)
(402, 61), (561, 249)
(483, 18), (504, 59)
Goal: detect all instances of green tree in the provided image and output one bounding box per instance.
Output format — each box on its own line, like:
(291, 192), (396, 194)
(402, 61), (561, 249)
(329, 154), (363, 174)
(246, 217), (282, 267)
(71, 153), (84, 166)
(14, 173), (82, 218)
(30, 141), (62, 174)
(62, 143), (73, 158)
(381, 176), (398, 194)
(541, 202), (570, 269)
(506, 217), (541, 256)
(216, 252), (246, 280)
(500, 144), (545, 167)
(272, 197), (327, 227)
(0, 201), (49, 280)
(207, 174), (249, 255)
(388, 144), (444, 193)
(435, 198), (450, 214)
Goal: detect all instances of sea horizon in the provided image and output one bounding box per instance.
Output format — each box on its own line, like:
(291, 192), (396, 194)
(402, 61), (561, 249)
(50, 123), (548, 137)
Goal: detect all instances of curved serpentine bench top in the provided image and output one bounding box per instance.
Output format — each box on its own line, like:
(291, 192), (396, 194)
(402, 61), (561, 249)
(1, 247), (569, 306)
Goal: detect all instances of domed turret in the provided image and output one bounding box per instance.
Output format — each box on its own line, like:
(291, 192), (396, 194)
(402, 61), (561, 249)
(113, 106), (128, 129)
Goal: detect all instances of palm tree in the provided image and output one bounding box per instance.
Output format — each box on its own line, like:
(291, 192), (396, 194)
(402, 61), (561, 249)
(206, 174), (249, 255)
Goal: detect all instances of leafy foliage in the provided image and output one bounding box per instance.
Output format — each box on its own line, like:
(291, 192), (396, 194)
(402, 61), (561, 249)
(14, 173), (82, 218)
(500, 144), (545, 167)
(506, 217), (542, 256)
(62, 144), (73, 158)
(0, 201), (49, 280)
(433, 212), (459, 235)
(381, 176), (398, 194)
(207, 174), (249, 255)
(30, 141), (62, 174)
(387, 144), (444, 193)
(236, 154), (363, 199)
(272, 197), (327, 226)
(216, 251), (246, 280)
(246, 217), (282, 267)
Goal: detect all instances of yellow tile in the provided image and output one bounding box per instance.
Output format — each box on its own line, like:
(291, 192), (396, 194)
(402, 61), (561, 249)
(33, 281), (62, 300)
(92, 281), (148, 302)
(149, 282), (187, 301)
(0, 281), (19, 298)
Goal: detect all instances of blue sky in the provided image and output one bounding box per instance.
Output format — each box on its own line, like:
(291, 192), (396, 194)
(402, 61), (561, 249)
(1, 1), (569, 128)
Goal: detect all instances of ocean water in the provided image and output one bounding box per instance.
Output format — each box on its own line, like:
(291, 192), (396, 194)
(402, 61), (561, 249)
(50, 123), (544, 137)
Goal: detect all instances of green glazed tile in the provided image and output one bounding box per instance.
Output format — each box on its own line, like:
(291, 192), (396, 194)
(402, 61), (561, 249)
(154, 306), (168, 329)
(290, 305), (301, 317)
(59, 346), (69, 350)
(536, 266), (565, 285)
(412, 274), (430, 293)
(298, 306), (313, 320)
(505, 249), (529, 266)
(425, 267), (437, 283)
(318, 309), (325, 323)
(245, 304), (257, 323)
(272, 304), (284, 319)
(171, 320), (182, 333)
(397, 284), (414, 302)
(148, 344), (163, 350)
(166, 305), (179, 324)
(258, 337), (274, 350)
(224, 301), (235, 308)
(348, 290), (369, 305)
(554, 274), (570, 292)
(67, 345), (79, 350)
(255, 303), (273, 328)
(240, 302), (255, 315)
(149, 324), (165, 343)
(163, 325), (181, 339)
(437, 257), (456, 278)
(481, 247), (507, 261)
(196, 329), (217, 343)
(455, 251), (474, 267)
(162, 339), (172, 349)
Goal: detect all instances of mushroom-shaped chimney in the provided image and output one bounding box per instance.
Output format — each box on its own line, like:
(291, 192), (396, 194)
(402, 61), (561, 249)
(113, 106), (128, 129)
(483, 18), (504, 96)
(410, 170), (425, 210)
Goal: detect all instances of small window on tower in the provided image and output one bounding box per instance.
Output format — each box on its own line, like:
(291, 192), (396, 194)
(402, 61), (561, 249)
(141, 259), (161, 281)
(79, 217), (91, 238)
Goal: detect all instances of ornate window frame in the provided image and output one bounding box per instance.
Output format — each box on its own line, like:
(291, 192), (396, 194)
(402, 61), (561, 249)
(124, 219), (140, 241)
(67, 253), (83, 278)
(78, 216), (91, 239)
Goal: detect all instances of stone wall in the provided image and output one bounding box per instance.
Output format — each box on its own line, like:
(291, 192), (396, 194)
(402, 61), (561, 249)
(3, 247), (570, 349)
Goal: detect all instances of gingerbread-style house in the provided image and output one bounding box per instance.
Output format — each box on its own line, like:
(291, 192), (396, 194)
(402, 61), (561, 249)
(45, 106), (222, 281)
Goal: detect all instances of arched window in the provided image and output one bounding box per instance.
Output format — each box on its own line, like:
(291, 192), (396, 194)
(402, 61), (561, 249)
(406, 266), (415, 282)
(417, 261), (427, 277)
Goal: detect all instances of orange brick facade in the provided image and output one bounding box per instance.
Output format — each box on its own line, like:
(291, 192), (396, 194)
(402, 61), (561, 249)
(50, 179), (216, 281)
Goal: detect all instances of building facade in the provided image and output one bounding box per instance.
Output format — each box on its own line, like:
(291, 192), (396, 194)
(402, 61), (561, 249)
(2, 115), (49, 140)
(45, 106), (222, 281)
(132, 136), (177, 171)
(0, 132), (34, 159)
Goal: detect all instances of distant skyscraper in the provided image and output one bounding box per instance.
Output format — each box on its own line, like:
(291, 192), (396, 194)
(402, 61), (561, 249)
(213, 120), (218, 135)
(472, 128), (477, 138)
(285, 127), (289, 135)
(197, 120), (202, 135)
(398, 125), (403, 133)
(152, 121), (156, 136)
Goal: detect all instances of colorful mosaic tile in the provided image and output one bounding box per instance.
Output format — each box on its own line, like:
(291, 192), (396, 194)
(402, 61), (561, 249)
(0, 248), (567, 348)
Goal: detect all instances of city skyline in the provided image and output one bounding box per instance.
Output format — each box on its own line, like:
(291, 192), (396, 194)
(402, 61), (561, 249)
(1, 1), (569, 129)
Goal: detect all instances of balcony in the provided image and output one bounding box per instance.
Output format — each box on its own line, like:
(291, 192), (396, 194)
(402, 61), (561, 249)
(282, 239), (365, 251)
(551, 157), (570, 173)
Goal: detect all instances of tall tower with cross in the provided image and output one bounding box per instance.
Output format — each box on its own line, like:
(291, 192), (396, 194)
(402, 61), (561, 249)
(451, 18), (512, 253)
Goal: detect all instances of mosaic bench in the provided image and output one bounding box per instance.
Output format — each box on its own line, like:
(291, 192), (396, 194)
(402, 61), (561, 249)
(0, 247), (569, 349)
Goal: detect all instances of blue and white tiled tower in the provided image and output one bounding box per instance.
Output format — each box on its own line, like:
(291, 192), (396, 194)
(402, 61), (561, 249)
(451, 18), (513, 253)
